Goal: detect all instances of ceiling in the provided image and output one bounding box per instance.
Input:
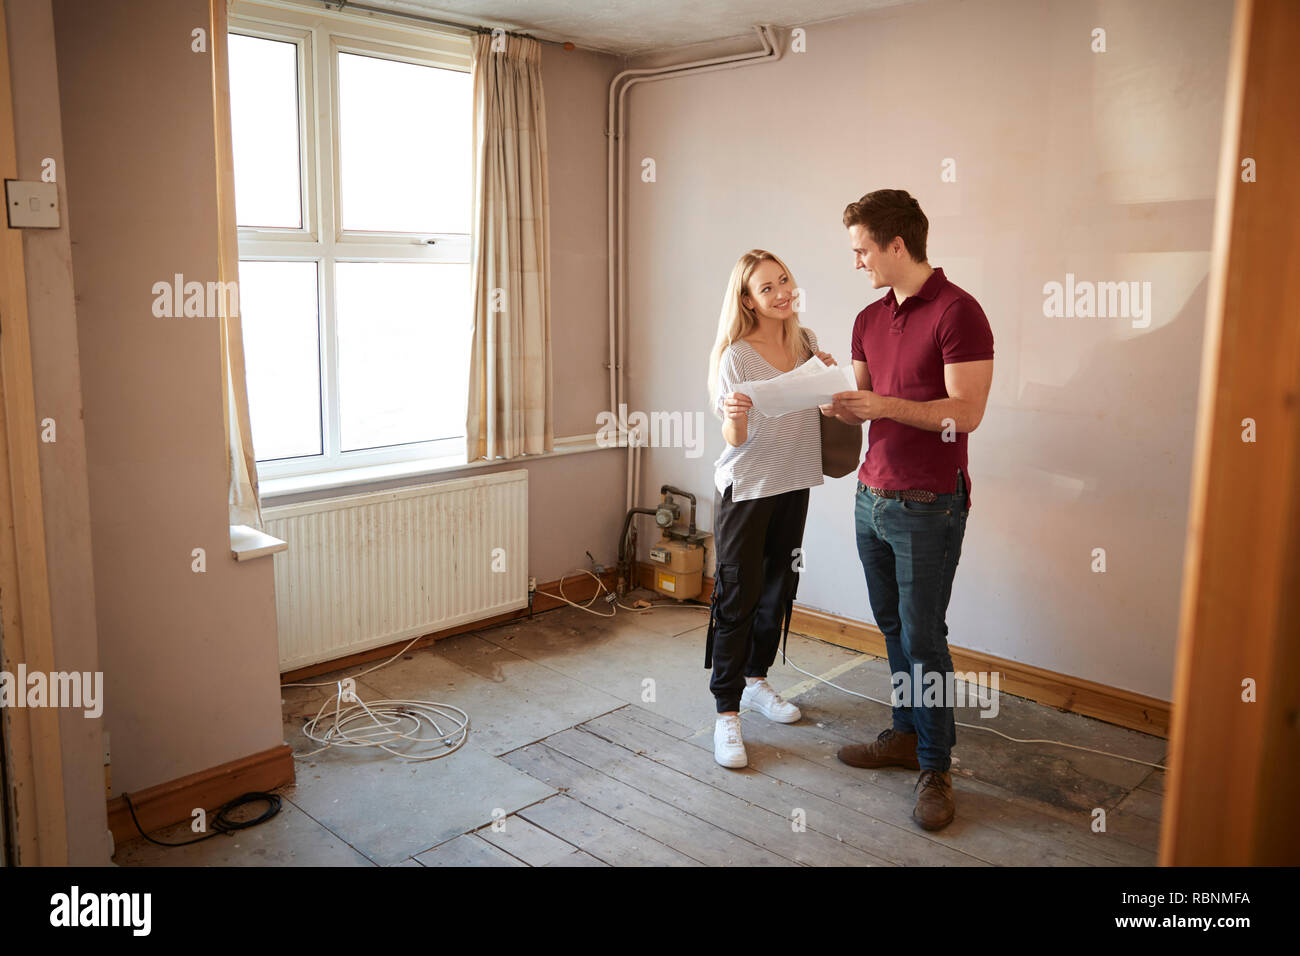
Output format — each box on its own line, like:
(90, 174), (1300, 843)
(352, 0), (919, 56)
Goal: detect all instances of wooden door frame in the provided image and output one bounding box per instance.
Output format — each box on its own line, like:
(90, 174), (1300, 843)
(1162, 0), (1300, 865)
(0, 0), (69, 866)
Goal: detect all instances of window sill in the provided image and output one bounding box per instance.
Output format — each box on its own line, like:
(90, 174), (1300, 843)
(230, 524), (289, 562)
(258, 434), (610, 501)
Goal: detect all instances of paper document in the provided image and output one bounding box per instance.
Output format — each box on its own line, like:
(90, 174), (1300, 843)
(736, 357), (858, 417)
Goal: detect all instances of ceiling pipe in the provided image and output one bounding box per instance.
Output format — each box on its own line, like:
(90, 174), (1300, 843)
(605, 26), (784, 514)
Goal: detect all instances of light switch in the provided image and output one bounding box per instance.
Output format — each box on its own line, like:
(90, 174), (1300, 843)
(5, 180), (59, 228)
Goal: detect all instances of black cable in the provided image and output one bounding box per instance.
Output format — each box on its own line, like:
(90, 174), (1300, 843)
(122, 791), (282, 848)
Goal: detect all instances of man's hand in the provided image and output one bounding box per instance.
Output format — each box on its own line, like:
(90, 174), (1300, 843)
(828, 359), (993, 432)
(830, 389), (881, 424)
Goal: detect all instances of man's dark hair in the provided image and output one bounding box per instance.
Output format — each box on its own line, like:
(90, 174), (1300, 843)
(842, 189), (928, 262)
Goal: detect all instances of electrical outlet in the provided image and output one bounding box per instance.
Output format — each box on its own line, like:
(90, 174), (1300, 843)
(528, 576), (536, 593)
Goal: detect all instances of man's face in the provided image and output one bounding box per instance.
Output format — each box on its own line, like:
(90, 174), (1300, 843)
(848, 224), (893, 289)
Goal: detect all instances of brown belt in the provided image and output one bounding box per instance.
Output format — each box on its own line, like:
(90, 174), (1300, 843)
(865, 486), (938, 503)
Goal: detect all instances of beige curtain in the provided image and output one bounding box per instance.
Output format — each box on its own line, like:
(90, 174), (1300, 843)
(211, 0), (263, 528)
(466, 32), (553, 460)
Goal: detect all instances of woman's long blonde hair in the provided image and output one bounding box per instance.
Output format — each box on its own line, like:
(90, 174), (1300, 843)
(707, 249), (810, 417)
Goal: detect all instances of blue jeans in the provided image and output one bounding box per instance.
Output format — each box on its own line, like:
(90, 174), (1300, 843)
(854, 471), (968, 773)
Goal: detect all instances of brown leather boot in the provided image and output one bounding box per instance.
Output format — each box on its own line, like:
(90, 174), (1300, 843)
(912, 769), (955, 830)
(836, 728), (920, 770)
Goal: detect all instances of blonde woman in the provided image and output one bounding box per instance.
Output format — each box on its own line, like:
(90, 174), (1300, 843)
(705, 249), (839, 768)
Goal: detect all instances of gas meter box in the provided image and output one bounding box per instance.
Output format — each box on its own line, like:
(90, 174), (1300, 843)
(649, 535), (704, 600)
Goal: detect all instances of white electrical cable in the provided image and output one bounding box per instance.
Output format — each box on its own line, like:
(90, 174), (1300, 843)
(281, 567), (697, 763)
(536, 568), (712, 617)
(295, 683), (469, 762)
(535, 568), (617, 617)
(283, 628), (471, 762)
(283, 632), (435, 689)
(778, 657), (1167, 771)
(284, 570), (1163, 772)
(535, 589), (1165, 771)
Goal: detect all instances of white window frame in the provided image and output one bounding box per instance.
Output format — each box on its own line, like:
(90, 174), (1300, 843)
(230, 0), (474, 482)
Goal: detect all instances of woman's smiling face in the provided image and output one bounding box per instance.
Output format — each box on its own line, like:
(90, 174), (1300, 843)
(743, 259), (795, 321)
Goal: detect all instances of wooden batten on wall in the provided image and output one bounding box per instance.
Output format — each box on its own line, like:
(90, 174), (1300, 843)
(1161, 0), (1300, 866)
(0, 0), (68, 865)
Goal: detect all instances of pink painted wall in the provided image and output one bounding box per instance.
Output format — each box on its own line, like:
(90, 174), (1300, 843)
(52, 0), (285, 797)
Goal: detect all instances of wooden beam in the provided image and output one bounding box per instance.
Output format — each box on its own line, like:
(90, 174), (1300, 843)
(1161, 0), (1300, 865)
(0, 0), (68, 866)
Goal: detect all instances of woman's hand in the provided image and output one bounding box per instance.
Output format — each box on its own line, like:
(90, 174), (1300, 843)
(816, 352), (838, 415)
(721, 391), (753, 421)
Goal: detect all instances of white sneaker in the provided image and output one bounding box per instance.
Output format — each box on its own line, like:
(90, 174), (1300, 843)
(741, 679), (802, 723)
(714, 715), (748, 768)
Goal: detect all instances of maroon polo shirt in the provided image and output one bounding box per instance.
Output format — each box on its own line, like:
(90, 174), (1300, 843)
(849, 267), (994, 506)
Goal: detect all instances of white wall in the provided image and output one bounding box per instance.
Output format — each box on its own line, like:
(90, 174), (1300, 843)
(624, 0), (1234, 701)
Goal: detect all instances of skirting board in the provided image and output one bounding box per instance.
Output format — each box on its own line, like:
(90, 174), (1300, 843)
(279, 570), (617, 683)
(635, 562), (1170, 738)
(106, 744), (294, 847)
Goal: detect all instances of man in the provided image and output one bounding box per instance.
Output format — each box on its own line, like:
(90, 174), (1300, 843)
(825, 189), (994, 831)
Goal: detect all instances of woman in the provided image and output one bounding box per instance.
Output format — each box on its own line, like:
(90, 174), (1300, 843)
(705, 249), (839, 768)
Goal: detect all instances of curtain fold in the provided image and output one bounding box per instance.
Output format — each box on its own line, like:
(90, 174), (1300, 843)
(211, 0), (263, 528)
(466, 32), (554, 461)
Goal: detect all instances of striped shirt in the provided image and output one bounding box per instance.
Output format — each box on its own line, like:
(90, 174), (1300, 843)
(714, 328), (824, 501)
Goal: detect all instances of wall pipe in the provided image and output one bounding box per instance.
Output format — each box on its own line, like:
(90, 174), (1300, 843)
(606, 25), (784, 515)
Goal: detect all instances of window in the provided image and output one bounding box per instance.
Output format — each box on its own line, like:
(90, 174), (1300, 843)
(229, 2), (473, 480)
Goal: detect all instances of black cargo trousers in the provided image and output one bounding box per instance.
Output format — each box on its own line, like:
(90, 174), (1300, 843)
(704, 483), (810, 713)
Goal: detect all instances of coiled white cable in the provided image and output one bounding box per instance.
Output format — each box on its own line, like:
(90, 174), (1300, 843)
(295, 681), (469, 762)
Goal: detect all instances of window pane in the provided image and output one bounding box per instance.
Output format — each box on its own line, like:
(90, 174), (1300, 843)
(229, 34), (303, 228)
(337, 52), (471, 234)
(240, 261), (322, 460)
(335, 262), (471, 451)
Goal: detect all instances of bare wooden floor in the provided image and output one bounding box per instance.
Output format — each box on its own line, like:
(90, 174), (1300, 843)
(114, 593), (1165, 866)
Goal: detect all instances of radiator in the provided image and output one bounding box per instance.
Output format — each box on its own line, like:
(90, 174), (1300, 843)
(264, 470), (529, 671)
